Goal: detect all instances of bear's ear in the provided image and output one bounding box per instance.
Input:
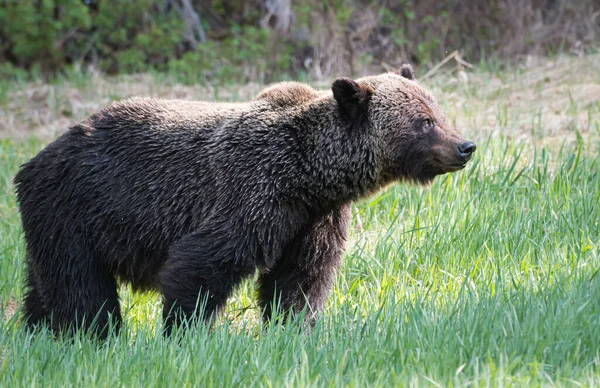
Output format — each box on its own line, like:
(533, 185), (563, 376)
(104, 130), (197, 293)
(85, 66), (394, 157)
(397, 63), (415, 80)
(332, 78), (373, 121)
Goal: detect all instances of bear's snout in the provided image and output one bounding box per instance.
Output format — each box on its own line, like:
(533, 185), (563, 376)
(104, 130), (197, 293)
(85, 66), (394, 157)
(457, 141), (476, 161)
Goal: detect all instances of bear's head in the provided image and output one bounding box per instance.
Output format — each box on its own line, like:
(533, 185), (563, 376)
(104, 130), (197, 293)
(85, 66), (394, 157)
(332, 65), (476, 185)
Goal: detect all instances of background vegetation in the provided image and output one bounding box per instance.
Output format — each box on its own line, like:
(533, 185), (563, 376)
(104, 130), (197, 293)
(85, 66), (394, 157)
(1, 0), (599, 83)
(0, 1), (599, 385)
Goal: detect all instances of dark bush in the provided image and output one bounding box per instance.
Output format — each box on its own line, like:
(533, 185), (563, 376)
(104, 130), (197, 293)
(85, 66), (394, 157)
(0, 0), (598, 82)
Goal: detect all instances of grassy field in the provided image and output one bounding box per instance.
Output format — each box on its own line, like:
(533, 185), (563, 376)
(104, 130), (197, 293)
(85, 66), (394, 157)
(1, 55), (599, 386)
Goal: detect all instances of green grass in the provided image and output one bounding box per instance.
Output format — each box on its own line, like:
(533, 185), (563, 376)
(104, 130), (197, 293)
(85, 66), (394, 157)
(1, 62), (600, 386)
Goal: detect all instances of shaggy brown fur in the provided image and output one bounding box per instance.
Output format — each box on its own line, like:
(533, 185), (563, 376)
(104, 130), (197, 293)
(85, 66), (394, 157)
(255, 81), (320, 107)
(14, 67), (475, 338)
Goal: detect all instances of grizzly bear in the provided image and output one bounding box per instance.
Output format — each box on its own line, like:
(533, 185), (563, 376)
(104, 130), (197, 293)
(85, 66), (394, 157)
(14, 65), (475, 338)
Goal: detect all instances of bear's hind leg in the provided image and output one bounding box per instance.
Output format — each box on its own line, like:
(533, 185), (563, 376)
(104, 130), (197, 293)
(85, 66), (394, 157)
(25, 236), (122, 340)
(23, 263), (49, 328)
(51, 265), (121, 339)
(258, 204), (350, 324)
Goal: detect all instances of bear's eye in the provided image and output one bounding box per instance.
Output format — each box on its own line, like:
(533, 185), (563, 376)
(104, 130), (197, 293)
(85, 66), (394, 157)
(422, 118), (433, 128)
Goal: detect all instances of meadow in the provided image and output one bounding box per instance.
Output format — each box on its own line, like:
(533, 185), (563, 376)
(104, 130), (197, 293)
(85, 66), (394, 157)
(0, 55), (599, 386)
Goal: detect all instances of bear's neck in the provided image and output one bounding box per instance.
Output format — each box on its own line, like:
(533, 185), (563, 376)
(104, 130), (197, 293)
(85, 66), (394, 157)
(292, 98), (385, 210)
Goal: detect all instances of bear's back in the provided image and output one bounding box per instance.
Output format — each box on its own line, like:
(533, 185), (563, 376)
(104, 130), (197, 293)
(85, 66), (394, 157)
(81, 97), (248, 136)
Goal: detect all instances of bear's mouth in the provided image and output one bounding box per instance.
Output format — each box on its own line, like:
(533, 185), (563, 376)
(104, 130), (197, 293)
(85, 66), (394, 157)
(433, 158), (468, 173)
(443, 162), (467, 172)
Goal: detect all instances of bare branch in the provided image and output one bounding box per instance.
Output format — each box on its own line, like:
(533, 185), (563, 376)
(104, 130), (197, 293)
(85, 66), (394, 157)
(167, 0), (206, 49)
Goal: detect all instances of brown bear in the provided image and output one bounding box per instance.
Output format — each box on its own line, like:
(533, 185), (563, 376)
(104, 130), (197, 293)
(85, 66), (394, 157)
(14, 65), (475, 338)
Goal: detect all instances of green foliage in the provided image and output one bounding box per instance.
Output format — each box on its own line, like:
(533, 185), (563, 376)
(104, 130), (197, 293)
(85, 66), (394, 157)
(0, 0), (184, 74)
(0, 62), (28, 82)
(0, 0), (90, 70)
(1, 0), (598, 80)
(0, 0), (280, 83)
(166, 26), (274, 85)
(93, 0), (184, 73)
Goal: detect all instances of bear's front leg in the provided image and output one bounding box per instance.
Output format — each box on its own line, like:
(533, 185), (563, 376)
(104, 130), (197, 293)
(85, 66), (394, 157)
(258, 204), (351, 324)
(159, 225), (257, 335)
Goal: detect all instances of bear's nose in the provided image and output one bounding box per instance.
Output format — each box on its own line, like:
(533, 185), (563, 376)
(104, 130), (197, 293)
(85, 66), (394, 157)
(457, 141), (476, 160)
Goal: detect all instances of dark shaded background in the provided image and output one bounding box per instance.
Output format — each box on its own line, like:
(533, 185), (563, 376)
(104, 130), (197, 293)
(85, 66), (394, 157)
(1, 0), (598, 82)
